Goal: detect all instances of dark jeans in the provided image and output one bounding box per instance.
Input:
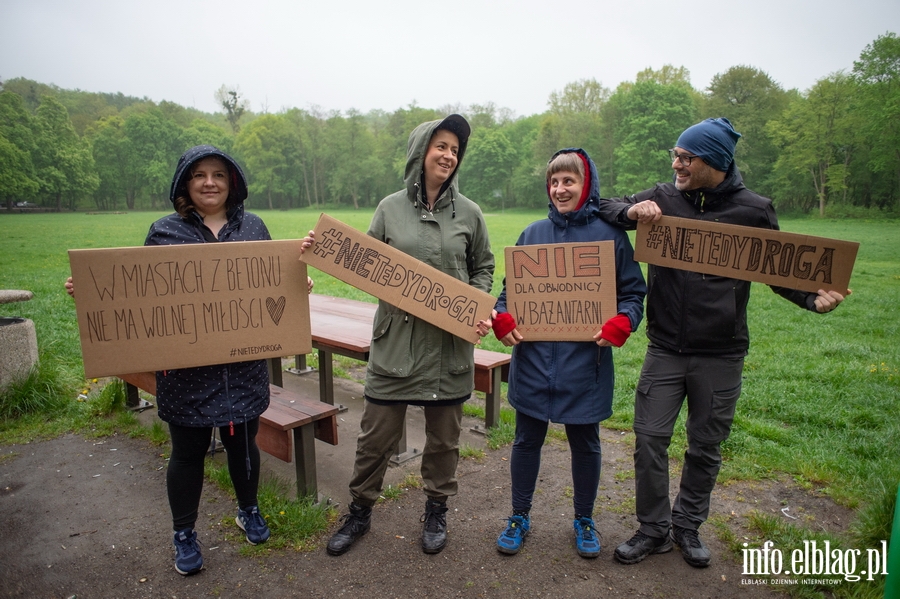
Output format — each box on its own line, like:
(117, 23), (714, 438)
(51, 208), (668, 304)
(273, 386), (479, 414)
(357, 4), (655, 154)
(510, 410), (601, 517)
(167, 419), (261, 531)
(632, 346), (744, 538)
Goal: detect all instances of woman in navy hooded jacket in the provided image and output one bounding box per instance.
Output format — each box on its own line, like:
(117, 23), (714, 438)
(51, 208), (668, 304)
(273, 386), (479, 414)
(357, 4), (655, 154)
(492, 149), (646, 559)
(65, 146), (296, 574)
(87, 146), (284, 578)
(143, 145), (278, 576)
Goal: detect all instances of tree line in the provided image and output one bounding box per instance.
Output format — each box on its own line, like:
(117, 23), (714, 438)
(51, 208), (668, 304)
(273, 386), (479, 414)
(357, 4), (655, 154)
(1, 32), (897, 216)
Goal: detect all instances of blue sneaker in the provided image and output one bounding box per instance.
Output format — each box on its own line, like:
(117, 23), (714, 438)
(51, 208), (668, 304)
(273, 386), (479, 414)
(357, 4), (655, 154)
(173, 528), (203, 575)
(497, 514), (530, 555)
(236, 506), (271, 545)
(573, 517), (601, 558)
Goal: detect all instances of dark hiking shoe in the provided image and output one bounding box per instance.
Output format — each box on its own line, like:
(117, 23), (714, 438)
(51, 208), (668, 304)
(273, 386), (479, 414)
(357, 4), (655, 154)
(236, 505), (271, 545)
(671, 525), (711, 567)
(614, 530), (672, 564)
(173, 528), (203, 575)
(421, 498), (448, 554)
(326, 503), (371, 556)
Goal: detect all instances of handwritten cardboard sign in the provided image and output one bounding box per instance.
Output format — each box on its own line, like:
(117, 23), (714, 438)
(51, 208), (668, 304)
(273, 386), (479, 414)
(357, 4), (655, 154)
(301, 213), (494, 344)
(68, 240), (311, 378)
(504, 242), (618, 341)
(635, 216), (857, 294)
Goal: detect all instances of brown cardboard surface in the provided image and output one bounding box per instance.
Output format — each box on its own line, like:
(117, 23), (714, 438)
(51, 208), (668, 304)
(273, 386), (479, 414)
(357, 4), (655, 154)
(301, 214), (495, 344)
(635, 216), (857, 294)
(504, 242), (618, 341)
(68, 240), (311, 378)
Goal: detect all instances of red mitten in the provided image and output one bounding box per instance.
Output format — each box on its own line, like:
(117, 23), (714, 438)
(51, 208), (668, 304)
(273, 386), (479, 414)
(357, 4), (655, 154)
(493, 312), (517, 340)
(600, 313), (632, 347)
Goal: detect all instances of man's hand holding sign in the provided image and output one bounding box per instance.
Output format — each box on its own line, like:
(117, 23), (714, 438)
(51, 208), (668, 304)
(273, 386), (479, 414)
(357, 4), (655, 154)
(628, 201), (851, 312)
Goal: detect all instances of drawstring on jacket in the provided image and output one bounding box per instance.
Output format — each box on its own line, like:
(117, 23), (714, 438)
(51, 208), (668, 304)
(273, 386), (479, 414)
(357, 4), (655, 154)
(414, 184), (456, 218)
(222, 365), (252, 480)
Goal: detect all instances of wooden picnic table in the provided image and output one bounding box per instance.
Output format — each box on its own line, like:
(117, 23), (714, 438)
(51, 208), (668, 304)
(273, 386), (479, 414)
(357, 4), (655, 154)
(300, 294), (510, 429)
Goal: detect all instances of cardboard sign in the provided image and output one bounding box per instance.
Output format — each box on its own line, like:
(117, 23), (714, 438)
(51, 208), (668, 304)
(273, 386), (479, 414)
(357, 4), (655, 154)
(301, 214), (494, 344)
(68, 240), (311, 378)
(635, 216), (857, 294)
(504, 242), (618, 342)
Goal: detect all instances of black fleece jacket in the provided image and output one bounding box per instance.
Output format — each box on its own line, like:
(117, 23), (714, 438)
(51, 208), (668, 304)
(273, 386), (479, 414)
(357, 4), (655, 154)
(597, 164), (818, 357)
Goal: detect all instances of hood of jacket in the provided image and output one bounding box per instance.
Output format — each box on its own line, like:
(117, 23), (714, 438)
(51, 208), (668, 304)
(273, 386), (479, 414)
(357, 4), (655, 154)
(169, 144), (249, 206)
(676, 160), (746, 210)
(546, 147), (602, 228)
(404, 114), (470, 206)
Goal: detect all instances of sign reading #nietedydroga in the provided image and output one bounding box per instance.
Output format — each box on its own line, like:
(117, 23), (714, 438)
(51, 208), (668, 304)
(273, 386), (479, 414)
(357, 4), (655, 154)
(301, 213), (495, 344)
(68, 240), (311, 378)
(504, 242), (618, 342)
(635, 216), (857, 294)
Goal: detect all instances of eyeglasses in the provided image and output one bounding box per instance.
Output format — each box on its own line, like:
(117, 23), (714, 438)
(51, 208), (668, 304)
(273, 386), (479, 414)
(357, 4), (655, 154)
(668, 149), (698, 167)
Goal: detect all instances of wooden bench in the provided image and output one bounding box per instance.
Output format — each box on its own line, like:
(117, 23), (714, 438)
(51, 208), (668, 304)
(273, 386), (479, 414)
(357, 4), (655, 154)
(303, 294), (511, 428)
(119, 372), (338, 499)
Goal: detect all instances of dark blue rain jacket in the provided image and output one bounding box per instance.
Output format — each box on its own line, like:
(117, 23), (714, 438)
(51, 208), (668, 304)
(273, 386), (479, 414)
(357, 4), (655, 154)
(495, 148), (646, 424)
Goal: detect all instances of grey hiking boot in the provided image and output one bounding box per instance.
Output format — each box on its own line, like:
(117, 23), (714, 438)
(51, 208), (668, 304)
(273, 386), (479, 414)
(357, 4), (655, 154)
(421, 498), (448, 554)
(326, 502), (371, 556)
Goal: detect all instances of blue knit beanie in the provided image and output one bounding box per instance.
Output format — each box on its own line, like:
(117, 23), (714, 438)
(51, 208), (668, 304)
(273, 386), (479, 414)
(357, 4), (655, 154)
(675, 118), (742, 172)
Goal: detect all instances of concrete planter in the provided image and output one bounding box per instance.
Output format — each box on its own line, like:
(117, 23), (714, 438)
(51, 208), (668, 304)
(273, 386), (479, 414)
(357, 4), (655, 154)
(0, 316), (39, 391)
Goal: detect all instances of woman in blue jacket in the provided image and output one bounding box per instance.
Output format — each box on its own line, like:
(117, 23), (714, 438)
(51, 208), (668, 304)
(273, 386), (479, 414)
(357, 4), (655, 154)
(67, 146), (310, 575)
(146, 146), (277, 575)
(491, 149), (646, 558)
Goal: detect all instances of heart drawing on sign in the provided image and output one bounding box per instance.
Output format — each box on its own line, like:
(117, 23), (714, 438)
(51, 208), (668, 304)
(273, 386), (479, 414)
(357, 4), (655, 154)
(266, 296), (286, 325)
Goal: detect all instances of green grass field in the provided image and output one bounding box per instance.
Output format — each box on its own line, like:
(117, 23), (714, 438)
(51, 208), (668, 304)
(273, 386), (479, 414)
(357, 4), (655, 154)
(1, 208), (898, 595)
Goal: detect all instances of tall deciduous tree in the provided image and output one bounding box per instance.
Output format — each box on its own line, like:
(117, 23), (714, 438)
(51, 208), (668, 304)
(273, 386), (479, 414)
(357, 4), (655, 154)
(32, 96), (98, 211)
(852, 32), (900, 209)
(87, 116), (141, 210)
(534, 79), (610, 191)
(234, 114), (298, 210)
(180, 119), (232, 153)
(548, 79), (610, 114)
(0, 92), (40, 208)
(122, 109), (184, 209)
(611, 81), (698, 195)
(215, 85), (250, 135)
(704, 66), (791, 196)
(768, 73), (856, 216)
(0, 134), (39, 207)
(324, 109), (379, 209)
(460, 128), (517, 210)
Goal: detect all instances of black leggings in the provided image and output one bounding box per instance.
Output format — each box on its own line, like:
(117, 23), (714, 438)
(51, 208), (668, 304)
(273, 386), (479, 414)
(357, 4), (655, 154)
(167, 419), (261, 531)
(510, 410), (602, 517)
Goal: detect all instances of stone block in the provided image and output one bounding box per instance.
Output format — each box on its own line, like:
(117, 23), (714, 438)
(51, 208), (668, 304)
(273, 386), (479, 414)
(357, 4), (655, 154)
(0, 317), (39, 391)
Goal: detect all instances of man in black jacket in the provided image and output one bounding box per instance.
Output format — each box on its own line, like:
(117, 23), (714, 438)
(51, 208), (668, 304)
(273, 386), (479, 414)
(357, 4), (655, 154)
(598, 118), (846, 568)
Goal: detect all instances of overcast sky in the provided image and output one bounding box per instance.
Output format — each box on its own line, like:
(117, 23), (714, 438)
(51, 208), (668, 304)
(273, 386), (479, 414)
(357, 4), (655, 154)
(2, 0), (897, 118)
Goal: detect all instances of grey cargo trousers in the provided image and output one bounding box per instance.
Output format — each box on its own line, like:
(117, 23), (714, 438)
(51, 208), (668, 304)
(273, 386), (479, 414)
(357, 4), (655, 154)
(632, 346), (744, 538)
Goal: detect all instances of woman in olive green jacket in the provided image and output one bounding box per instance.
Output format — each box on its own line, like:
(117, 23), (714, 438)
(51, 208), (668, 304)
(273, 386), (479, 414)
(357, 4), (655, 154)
(305, 114), (494, 557)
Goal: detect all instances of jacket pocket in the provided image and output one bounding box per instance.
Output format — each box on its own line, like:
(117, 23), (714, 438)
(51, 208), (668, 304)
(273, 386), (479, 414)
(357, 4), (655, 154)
(447, 334), (474, 375)
(368, 312), (414, 378)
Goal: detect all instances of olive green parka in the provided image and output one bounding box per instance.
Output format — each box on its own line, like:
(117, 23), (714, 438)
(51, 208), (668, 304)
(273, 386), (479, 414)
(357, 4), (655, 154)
(364, 116), (495, 402)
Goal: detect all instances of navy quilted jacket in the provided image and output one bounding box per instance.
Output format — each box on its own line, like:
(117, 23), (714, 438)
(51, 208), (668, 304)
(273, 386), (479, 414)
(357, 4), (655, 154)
(146, 146), (271, 427)
(495, 149), (646, 424)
